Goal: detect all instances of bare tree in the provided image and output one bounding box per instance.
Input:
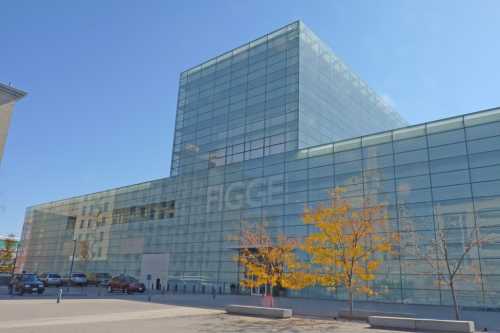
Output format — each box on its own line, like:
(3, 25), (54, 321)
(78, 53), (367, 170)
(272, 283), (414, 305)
(403, 220), (493, 320)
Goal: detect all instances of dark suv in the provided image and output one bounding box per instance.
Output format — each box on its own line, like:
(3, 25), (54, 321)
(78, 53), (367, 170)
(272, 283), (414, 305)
(10, 274), (45, 295)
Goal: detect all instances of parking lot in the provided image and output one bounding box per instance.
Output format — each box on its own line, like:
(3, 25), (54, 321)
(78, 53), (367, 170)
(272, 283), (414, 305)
(0, 298), (412, 333)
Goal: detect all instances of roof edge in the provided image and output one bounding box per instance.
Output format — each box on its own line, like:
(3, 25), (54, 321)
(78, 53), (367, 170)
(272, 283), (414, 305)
(0, 82), (27, 101)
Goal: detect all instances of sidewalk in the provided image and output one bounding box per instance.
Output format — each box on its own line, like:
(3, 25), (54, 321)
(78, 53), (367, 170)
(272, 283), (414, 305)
(142, 293), (500, 331)
(2, 286), (499, 331)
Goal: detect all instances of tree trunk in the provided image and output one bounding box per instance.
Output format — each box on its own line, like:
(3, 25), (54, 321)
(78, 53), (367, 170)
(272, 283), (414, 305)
(349, 289), (354, 318)
(450, 281), (460, 320)
(269, 285), (274, 308)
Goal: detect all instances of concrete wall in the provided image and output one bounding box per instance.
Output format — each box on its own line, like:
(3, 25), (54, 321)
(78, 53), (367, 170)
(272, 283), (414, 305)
(0, 102), (14, 164)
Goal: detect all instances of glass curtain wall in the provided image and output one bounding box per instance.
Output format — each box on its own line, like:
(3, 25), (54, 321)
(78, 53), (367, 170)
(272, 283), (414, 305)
(20, 108), (500, 308)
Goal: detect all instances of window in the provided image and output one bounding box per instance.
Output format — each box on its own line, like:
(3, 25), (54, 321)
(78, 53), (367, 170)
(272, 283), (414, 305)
(468, 136), (500, 154)
(395, 149), (428, 165)
(466, 121), (500, 140)
(396, 175), (430, 192)
(395, 161), (428, 178)
(429, 142), (466, 160)
(430, 155), (468, 173)
(393, 136), (427, 152)
(432, 184), (471, 201)
(469, 150), (500, 168)
(473, 180), (500, 197)
(428, 129), (464, 147)
(431, 169), (469, 187)
(471, 164), (500, 182)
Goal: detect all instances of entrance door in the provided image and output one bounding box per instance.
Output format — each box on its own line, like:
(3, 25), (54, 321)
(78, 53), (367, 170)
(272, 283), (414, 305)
(140, 253), (169, 289)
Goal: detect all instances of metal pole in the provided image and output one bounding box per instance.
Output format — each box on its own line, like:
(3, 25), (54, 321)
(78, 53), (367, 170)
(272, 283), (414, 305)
(9, 241), (20, 295)
(68, 238), (77, 291)
(10, 241), (20, 279)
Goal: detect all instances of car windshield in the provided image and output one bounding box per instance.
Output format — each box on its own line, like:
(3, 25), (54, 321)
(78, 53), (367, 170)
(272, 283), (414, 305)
(22, 275), (39, 282)
(96, 273), (110, 278)
(72, 273), (85, 278)
(49, 274), (60, 278)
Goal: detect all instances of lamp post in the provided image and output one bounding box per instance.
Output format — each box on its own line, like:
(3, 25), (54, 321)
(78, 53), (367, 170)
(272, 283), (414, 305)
(10, 239), (20, 278)
(68, 237), (77, 290)
(9, 239), (20, 295)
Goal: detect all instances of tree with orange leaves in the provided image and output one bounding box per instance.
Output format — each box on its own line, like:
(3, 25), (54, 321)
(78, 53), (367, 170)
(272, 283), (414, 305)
(234, 223), (311, 307)
(0, 235), (17, 273)
(78, 240), (91, 272)
(302, 188), (399, 317)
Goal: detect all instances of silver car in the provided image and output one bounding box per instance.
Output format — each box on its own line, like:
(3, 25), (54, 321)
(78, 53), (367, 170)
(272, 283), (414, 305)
(40, 273), (63, 287)
(70, 272), (87, 286)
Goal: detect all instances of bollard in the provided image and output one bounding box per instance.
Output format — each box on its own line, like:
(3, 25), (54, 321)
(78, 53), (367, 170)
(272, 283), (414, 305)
(57, 288), (63, 303)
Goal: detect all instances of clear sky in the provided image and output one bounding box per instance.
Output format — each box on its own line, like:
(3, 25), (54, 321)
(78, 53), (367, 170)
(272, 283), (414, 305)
(1, 0), (500, 236)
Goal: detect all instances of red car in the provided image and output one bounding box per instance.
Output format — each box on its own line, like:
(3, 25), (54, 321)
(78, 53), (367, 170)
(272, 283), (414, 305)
(107, 275), (145, 294)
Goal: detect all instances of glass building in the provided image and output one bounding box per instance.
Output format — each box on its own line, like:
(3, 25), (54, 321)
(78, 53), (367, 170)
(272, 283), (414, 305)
(171, 21), (406, 176)
(18, 21), (500, 309)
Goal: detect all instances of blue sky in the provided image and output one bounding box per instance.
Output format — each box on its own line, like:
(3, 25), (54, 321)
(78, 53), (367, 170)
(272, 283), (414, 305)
(1, 0), (500, 236)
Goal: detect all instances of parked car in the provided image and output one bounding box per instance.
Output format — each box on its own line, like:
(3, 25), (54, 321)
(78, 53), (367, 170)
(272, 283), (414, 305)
(86, 272), (111, 286)
(39, 273), (63, 287)
(69, 272), (88, 286)
(107, 275), (145, 294)
(0, 272), (12, 286)
(10, 273), (45, 295)
(95, 272), (111, 286)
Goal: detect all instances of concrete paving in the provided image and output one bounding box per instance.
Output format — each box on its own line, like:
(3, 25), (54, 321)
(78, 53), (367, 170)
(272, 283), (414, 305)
(1, 286), (499, 332)
(0, 298), (415, 333)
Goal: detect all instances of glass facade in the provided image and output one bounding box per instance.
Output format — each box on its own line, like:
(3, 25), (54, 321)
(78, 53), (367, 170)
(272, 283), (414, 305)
(19, 107), (500, 308)
(298, 23), (407, 148)
(171, 22), (301, 176)
(18, 21), (500, 309)
(170, 21), (406, 176)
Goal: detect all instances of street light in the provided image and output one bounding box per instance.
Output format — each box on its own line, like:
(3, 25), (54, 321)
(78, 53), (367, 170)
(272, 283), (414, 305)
(10, 239), (20, 278)
(68, 237), (77, 290)
(9, 238), (20, 295)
